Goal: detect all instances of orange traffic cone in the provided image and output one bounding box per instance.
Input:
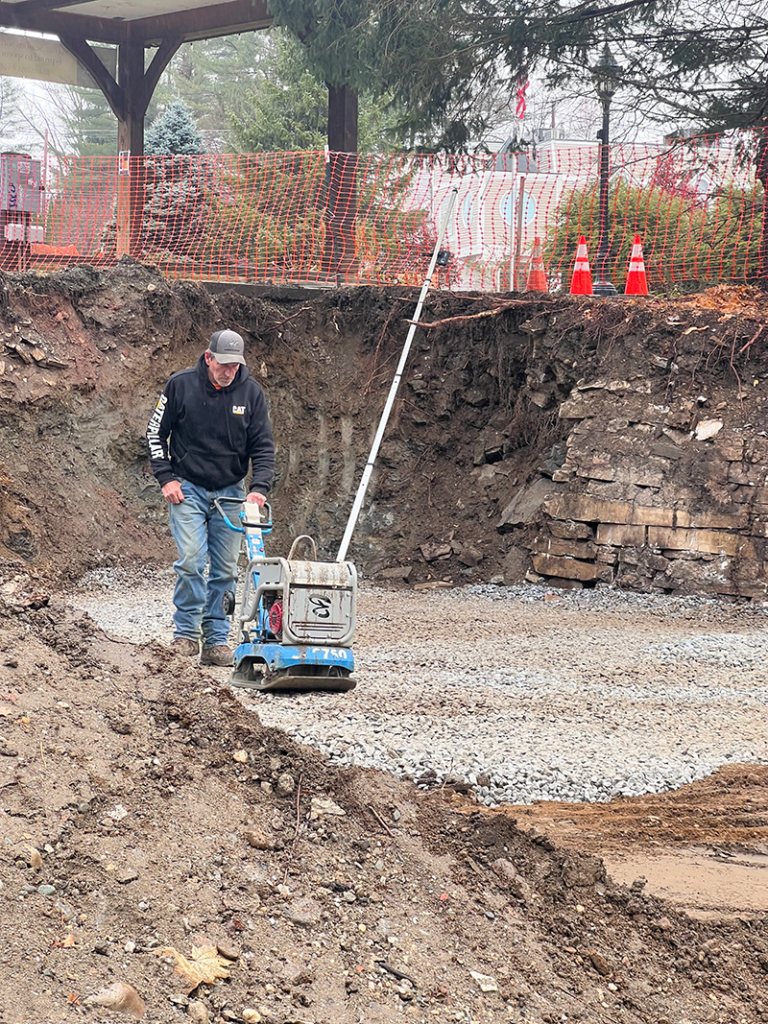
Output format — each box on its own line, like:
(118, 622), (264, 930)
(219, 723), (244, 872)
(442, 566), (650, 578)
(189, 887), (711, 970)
(570, 236), (593, 295)
(526, 237), (548, 292)
(625, 234), (649, 295)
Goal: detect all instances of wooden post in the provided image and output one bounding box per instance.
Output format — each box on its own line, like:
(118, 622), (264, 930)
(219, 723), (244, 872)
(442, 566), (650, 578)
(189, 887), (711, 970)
(322, 85), (358, 282)
(116, 38), (145, 258)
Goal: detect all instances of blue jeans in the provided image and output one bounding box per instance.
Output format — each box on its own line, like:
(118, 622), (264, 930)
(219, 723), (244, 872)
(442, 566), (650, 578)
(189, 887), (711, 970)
(168, 480), (245, 648)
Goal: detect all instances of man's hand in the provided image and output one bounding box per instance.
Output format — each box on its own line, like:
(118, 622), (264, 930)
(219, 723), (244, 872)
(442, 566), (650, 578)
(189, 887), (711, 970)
(162, 480), (185, 504)
(246, 492), (267, 507)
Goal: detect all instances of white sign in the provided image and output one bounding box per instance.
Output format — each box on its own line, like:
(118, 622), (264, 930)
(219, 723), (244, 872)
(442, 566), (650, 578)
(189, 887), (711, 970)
(0, 32), (117, 89)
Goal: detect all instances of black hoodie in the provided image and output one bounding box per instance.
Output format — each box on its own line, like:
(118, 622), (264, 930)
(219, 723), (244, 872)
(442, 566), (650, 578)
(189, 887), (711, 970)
(146, 355), (275, 493)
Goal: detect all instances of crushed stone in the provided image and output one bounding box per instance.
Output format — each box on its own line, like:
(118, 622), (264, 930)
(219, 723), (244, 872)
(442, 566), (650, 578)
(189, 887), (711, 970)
(70, 572), (768, 807)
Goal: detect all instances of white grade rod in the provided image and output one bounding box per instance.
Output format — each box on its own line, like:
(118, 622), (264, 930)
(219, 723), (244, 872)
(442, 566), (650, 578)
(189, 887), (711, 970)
(336, 186), (459, 563)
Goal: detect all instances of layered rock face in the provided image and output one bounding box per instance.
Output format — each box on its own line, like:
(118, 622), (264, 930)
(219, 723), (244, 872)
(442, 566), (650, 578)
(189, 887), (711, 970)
(500, 374), (768, 598)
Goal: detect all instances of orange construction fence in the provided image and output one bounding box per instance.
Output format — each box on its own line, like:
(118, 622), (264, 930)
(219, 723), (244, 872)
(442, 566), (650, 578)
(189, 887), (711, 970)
(5, 130), (766, 291)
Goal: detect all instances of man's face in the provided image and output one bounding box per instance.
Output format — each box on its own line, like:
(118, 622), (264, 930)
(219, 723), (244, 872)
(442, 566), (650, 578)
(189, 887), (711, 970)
(205, 351), (240, 388)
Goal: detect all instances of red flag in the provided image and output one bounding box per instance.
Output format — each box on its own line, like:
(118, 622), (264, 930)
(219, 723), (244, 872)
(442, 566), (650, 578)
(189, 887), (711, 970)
(516, 78), (529, 119)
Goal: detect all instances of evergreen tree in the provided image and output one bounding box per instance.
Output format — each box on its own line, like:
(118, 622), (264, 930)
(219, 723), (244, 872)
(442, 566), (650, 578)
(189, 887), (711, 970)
(267, 0), (508, 150)
(228, 31), (327, 152)
(267, 0), (768, 279)
(139, 100), (208, 259)
(145, 99), (204, 155)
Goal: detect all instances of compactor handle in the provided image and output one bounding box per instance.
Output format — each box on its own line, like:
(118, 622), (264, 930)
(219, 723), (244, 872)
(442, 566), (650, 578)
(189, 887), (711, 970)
(287, 534), (318, 560)
(214, 497), (273, 533)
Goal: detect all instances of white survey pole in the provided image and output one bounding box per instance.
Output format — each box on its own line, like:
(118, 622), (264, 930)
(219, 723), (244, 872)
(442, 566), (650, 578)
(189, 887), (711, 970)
(336, 186), (459, 563)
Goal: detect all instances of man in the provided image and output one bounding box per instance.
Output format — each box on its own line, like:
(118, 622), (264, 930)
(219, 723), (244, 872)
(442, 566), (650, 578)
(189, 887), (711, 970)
(146, 329), (275, 666)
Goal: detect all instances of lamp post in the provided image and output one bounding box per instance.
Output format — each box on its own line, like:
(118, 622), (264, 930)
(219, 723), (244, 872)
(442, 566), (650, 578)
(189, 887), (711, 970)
(591, 44), (622, 297)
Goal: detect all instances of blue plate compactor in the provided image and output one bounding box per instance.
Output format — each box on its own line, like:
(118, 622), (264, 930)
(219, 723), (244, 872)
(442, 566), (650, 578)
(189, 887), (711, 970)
(217, 499), (357, 693)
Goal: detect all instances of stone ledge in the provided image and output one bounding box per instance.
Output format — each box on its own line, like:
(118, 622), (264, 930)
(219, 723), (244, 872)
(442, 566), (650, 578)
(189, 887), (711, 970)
(674, 509), (749, 530)
(648, 527), (757, 559)
(529, 535), (597, 560)
(530, 553), (600, 581)
(595, 524), (647, 547)
(544, 495), (675, 527)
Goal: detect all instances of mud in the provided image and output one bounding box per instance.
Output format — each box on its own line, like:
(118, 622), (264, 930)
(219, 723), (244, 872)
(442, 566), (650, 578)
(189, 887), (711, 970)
(493, 764), (768, 917)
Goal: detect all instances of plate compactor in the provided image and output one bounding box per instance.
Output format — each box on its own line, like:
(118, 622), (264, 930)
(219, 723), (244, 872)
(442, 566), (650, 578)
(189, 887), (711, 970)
(217, 498), (357, 693)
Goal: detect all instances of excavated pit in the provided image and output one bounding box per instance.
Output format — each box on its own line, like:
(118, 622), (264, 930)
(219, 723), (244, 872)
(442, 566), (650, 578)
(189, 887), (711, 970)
(0, 263), (767, 600)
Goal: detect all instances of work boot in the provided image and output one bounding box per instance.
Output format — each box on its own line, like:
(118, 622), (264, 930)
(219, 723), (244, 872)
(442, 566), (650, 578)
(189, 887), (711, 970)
(169, 637), (199, 657)
(200, 644), (234, 667)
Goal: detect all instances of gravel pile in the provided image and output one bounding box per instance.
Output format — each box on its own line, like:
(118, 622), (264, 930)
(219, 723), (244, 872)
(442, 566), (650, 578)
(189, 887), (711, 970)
(70, 570), (768, 806)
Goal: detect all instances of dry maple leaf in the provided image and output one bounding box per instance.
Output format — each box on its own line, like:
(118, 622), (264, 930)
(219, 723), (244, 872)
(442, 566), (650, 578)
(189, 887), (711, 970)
(155, 943), (231, 993)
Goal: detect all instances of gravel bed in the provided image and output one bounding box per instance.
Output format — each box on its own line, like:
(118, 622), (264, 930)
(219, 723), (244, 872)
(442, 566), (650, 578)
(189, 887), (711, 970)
(70, 569), (768, 806)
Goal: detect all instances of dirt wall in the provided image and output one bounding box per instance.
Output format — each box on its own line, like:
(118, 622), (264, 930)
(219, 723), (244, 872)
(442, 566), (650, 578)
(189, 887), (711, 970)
(0, 261), (767, 599)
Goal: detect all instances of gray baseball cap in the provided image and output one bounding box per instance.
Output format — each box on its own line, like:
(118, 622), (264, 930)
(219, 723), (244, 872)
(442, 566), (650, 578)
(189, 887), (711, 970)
(208, 329), (246, 365)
